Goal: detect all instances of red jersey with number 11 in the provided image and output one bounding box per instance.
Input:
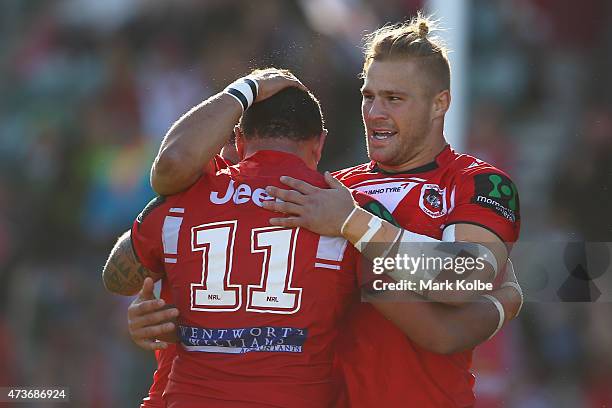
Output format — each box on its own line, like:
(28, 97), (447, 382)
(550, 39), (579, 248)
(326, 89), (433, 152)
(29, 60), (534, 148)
(132, 151), (363, 408)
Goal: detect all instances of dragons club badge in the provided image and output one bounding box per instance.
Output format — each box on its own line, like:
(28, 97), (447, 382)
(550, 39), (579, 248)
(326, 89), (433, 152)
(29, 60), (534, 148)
(419, 184), (447, 218)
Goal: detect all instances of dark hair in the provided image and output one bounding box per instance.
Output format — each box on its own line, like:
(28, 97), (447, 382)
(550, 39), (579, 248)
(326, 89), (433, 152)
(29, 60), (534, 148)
(240, 87), (324, 141)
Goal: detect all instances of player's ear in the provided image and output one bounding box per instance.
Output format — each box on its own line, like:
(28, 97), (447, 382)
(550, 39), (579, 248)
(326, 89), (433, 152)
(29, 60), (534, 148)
(432, 89), (450, 120)
(234, 125), (246, 160)
(313, 129), (327, 165)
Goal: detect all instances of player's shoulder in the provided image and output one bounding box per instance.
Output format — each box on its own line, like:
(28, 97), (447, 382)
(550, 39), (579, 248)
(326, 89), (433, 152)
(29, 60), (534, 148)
(447, 150), (520, 217)
(135, 192), (187, 226)
(136, 196), (167, 227)
(270, 165), (329, 189)
(447, 151), (515, 186)
(331, 162), (376, 185)
(136, 195), (166, 224)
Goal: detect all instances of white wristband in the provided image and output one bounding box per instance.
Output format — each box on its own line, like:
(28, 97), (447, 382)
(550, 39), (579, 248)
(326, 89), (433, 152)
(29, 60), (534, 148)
(224, 77), (259, 111)
(501, 281), (524, 317)
(481, 294), (505, 340)
(354, 216), (383, 250)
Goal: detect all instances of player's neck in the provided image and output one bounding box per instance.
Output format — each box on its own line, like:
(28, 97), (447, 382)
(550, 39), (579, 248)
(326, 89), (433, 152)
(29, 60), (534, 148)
(243, 139), (317, 170)
(378, 136), (447, 173)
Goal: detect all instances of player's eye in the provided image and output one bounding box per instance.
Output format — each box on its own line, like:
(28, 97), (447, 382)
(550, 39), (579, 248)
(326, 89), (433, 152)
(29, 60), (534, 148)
(362, 94), (374, 101)
(388, 96), (402, 102)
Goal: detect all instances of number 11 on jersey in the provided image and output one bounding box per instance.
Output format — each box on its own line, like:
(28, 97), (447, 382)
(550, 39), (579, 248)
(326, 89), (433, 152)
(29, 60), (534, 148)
(190, 221), (302, 314)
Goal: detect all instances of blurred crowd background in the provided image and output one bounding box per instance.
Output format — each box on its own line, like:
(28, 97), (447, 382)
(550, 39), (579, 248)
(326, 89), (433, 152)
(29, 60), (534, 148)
(1, 0), (611, 406)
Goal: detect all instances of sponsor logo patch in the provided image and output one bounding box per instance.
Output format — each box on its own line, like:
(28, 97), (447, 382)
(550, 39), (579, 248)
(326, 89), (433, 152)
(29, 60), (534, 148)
(179, 325), (308, 354)
(354, 179), (420, 212)
(471, 173), (519, 222)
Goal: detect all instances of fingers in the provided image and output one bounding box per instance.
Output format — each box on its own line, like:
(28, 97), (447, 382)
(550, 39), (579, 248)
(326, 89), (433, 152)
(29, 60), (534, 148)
(250, 69), (308, 102)
(128, 298), (165, 320)
(139, 277), (156, 301)
(269, 217), (304, 228)
(136, 339), (169, 351)
(130, 322), (177, 341)
(265, 186), (306, 205)
(289, 76), (308, 92)
(129, 307), (179, 330)
(261, 199), (303, 216)
(504, 258), (517, 284)
(324, 171), (344, 189)
(278, 176), (318, 194)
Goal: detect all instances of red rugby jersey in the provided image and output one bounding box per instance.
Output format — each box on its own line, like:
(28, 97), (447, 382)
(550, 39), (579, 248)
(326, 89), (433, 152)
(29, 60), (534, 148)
(132, 151), (361, 408)
(140, 278), (174, 408)
(140, 149), (235, 408)
(333, 145), (521, 408)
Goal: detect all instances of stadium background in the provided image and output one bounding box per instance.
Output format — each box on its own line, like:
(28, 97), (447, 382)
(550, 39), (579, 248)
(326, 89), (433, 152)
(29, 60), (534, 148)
(1, 0), (611, 406)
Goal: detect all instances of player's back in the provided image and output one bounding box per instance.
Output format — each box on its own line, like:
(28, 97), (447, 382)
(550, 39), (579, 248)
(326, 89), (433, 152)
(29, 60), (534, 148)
(141, 151), (357, 407)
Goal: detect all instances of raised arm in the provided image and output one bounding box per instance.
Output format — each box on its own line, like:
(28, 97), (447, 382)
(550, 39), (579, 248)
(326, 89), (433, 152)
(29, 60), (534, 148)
(151, 69), (306, 195)
(151, 93), (242, 195)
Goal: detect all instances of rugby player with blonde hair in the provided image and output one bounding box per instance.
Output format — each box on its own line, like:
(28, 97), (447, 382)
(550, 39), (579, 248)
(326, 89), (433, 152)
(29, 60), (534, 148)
(261, 14), (523, 406)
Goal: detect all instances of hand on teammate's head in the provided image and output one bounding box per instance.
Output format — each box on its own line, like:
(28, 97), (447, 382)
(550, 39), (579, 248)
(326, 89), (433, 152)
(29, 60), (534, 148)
(247, 67), (308, 103)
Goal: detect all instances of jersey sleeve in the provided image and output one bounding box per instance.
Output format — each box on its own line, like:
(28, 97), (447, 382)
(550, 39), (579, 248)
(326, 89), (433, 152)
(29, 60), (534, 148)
(446, 167), (520, 243)
(131, 196), (167, 276)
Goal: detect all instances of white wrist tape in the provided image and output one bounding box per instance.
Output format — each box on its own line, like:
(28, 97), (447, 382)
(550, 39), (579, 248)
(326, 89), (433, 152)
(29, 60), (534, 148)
(481, 294), (505, 340)
(501, 281), (524, 316)
(354, 215), (383, 250)
(224, 77), (259, 111)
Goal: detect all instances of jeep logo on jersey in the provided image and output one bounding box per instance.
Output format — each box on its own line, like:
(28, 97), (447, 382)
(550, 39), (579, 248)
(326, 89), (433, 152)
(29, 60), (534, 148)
(471, 173), (519, 222)
(210, 180), (274, 207)
(419, 184), (448, 218)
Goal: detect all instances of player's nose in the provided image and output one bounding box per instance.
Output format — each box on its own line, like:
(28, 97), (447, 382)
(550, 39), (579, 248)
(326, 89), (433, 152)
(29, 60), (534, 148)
(364, 98), (388, 121)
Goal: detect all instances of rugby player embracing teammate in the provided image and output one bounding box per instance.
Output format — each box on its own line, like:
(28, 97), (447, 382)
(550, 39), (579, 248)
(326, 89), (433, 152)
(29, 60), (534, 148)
(104, 68), (521, 407)
(105, 77), (386, 407)
(131, 15), (523, 408)
(261, 16), (523, 407)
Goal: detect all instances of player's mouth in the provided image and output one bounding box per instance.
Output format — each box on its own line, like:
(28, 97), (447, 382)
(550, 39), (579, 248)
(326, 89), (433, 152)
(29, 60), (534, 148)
(369, 129), (397, 142)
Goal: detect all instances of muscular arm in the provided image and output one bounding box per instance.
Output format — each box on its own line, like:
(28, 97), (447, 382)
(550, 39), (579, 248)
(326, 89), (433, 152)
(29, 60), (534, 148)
(264, 173), (507, 304)
(367, 261), (521, 354)
(263, 174), (522, 351)
(355, 219), (507, 305)
(151, 69), (307, 195)
(151, 93), (242, 195)
(102, 230), (163, 296)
